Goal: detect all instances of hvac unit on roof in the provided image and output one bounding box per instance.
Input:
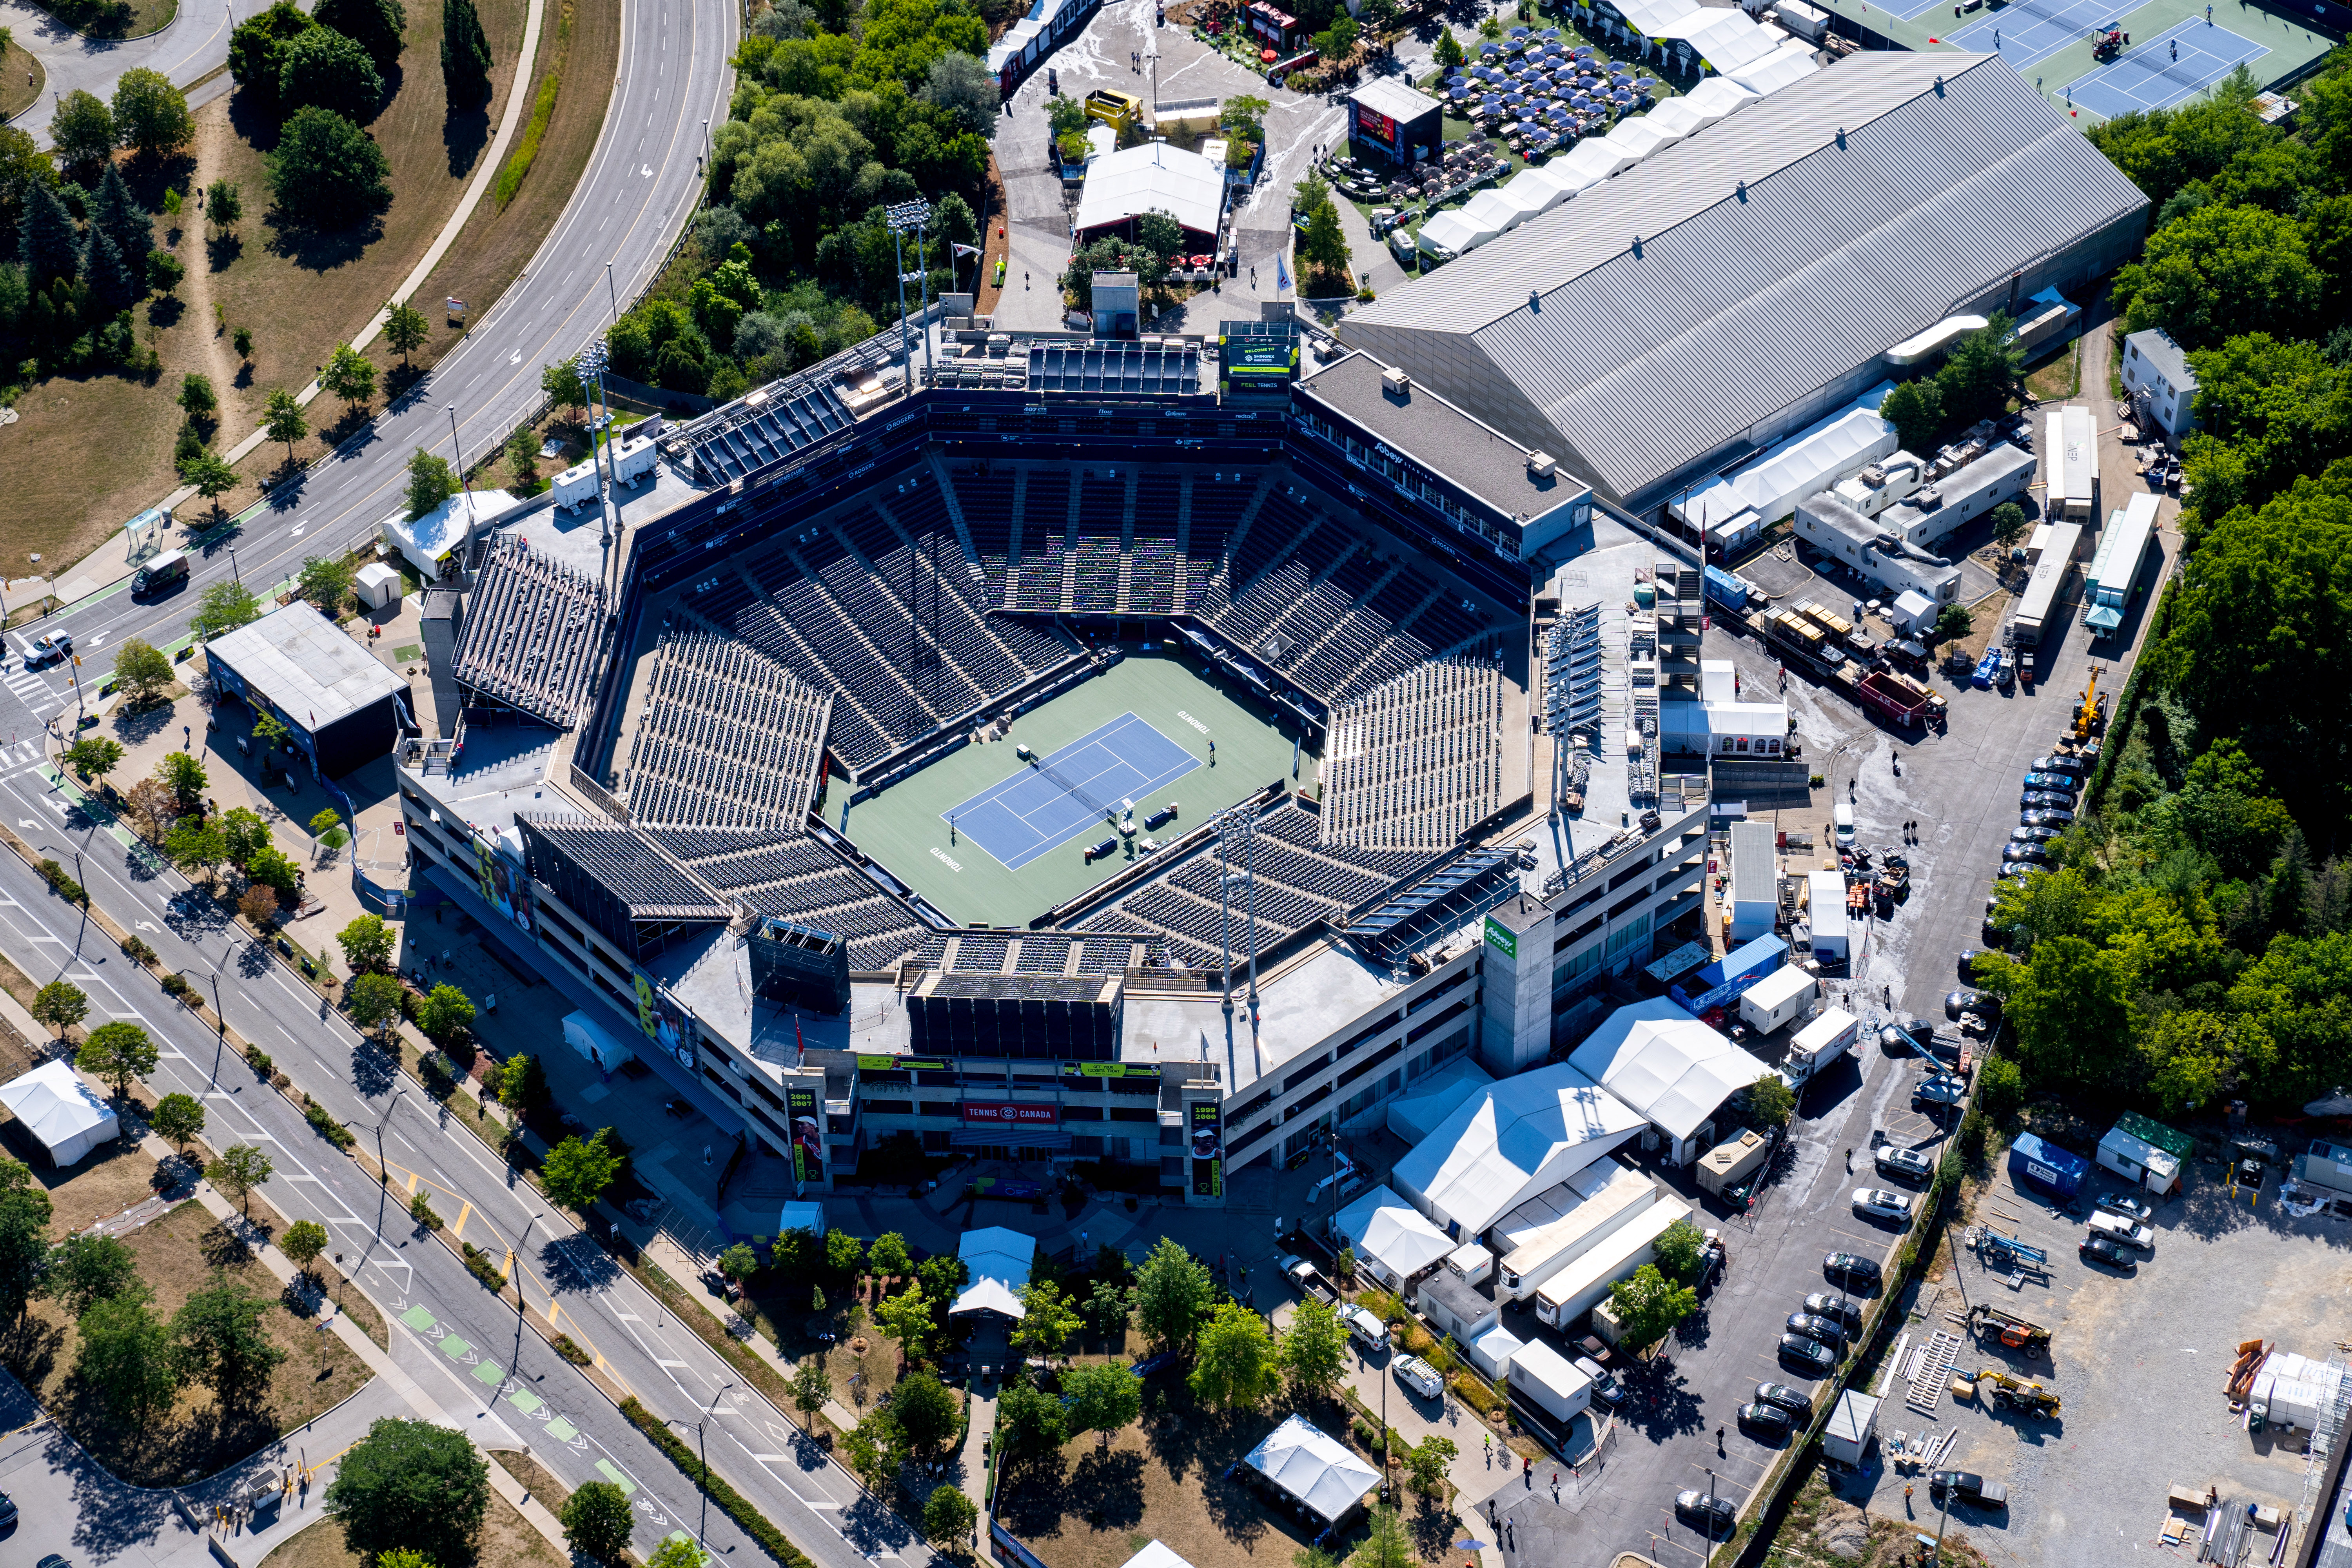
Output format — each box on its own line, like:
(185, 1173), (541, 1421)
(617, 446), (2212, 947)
(1528, 452), (1558, 479)
(1381, 365), (1411, 396)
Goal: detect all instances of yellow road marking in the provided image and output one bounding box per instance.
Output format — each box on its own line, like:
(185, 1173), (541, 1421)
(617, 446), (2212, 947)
(452, 1201), (474, 1240)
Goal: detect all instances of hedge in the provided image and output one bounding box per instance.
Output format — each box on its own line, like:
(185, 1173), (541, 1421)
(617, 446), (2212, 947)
(619, 1396), (822, 1568)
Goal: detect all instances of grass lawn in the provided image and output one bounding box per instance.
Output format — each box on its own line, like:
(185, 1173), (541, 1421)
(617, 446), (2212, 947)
(0, 1102), (159, 1238)
(258, 1479), (564, 1568)
(2024, 337), (2082, 403)
(0, 0), (533, 573)
(13, 1197), (390, 1487)
(0, 39), (41, 119)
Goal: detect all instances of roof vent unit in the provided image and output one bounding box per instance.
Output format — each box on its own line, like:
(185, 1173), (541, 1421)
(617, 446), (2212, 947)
(1836, 127), (1847, 148)
(1528, 451), (1558, 479)
(1381, 365), (1410, 397)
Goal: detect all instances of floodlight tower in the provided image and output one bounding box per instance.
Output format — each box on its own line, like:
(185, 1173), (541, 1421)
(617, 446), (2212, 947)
(576, 337), (621, 590)
(885, 200), (935, 388)
(1213, 804), (1263, 1063)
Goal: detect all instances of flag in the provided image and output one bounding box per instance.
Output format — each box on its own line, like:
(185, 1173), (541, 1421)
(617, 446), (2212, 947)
(952, 243), (984, 258)
(796, 1016), (805, 1068)
(1275, 252), (1291, 292)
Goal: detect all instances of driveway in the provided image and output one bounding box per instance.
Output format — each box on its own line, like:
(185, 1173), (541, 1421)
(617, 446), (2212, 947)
(0, 0), (279, 150)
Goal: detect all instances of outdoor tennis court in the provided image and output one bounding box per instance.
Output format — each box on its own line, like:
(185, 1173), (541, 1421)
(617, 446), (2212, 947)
(2065, 17), (2269, 114)
(946, 713), (1201, 870)
(1946, 0), (2121, 67)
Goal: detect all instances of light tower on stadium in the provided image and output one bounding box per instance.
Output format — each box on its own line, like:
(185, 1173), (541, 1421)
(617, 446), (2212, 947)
(575, 336), (621, 589)
(885, 200), (937, 388)
(1214, 804), (1263, 1065)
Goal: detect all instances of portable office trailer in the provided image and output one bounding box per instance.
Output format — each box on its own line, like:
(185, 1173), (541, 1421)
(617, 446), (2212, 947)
(2083, 492), (2157, 637)
(1823, 1391), (1880, 1465)
(2007, 1131), (2088, 1199)
(1507, 1339), (1593, 1425)
(1739, 965), (1815, 1034)
(1807, 869), (1849, 961)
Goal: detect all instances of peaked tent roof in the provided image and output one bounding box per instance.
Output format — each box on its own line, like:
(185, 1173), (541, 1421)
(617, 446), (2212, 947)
(951, 1226), (1035, 1318)
(1569, 998), (1774, 1141)
(1384, 1054), (1495, 1144)
(1243, 1415), (1382, 1521)
(1073, 142), (1226, 238)
(1390, 1061), (1647, 1238)
(1336, 54), (2149, 508)
(0, 1060), (118, 1165)
(1332, 1184), (1456, 1279)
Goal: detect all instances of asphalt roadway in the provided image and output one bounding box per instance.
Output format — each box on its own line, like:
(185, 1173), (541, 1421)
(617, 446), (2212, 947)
(0, 792), (932, 1568)
(0, 0), (280, 151)
(0, 0), (731, 737)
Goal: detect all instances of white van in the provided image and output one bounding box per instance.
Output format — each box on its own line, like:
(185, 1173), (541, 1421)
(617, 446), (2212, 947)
(1833, 804), (1855, 849)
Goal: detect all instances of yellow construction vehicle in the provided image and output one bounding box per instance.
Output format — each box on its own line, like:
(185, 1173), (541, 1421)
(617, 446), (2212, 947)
(2072, 664), (2107, 741)
(1966, 1301), (2053, 1357)
(1973, 1367), (2062, 1418)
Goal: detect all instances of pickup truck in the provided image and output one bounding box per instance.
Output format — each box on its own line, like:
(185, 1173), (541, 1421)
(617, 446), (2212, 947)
(1278, 1254), (1336, 1302)
(1929, 1471), (2009, 1508)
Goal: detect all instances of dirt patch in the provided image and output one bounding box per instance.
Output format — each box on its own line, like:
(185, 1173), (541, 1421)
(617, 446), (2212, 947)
(491, 1445), (570, 1508)
(10, 1197), (383, 1487)
(0, 39), (41, 119)
(257, 1477), (563, 1568)
(403, 0), (621, 388)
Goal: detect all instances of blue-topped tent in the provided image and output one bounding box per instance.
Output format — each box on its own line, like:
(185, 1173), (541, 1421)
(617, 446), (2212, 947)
(2009, 1132), (2089, 1199)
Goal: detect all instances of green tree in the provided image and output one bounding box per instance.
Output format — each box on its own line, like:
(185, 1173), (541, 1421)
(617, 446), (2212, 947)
(191, 578), (263, 639)
(2114, 203), (2322, 351)
(1605, 1263), (1698, 1352)
(1017, 1279), (1080, 1358)
(63, 737), (124, 782)
(49, 90), (115, 180)
(156, 750), (206, 806)
(218, 806), (270, 870)
(1187, 1301), (1278, 1410)
(269, 107), (392, 228)
(346, 972), (404, 1038)
(152, 1091), (205, 1154)
(417, 982), (474, 1045)
(279, 26), (383, 115)
(1352, 1507), (1413, 1568)
(995, 1378), (1068, 1461)
(1880, 377), (1943, 454)
(280, 1218), (328, 1278)
(407, 445), (458, 519)
(91, 161), (151, 274)
(789, 1353), (831, 1426)
(111, 638), (174, 706)
(207, 180), (244, 228)
(1298, 201), (1349, 284)
(166, 817), (227, 880)
(1989, 501), (2028, 548)
(1406, 1434), (1457, 1497)
(1132, 1235), (1211, 1350)
(542, 1133), (622, 1209)
(1651, 1216), (1708, 1288)
(228, 0), (316, 107)
(561, 1480), (637, 1565)
(1280, 1295), (1346, 1403)
(924, 1483), (977, 1549)
(1063, 1359), (1142, 1446)
(384, 295), (430, 367)
(1933, 312), (2022, 423)
(246, 844), (300, 902)
(321, 338), (378, 414)
(825, 1228), (865, 1276)
(648, 1539), (706, 1568)
(31, 979), (87, 1040)
(867, 1230), (915, 1277)
(325, 1417), (490, 1567)
(717, 1241), (762, 1290)
(172, 1276), (287, 1404)
(316, 0), (408, 70)
(499, 1052), (548, 1114)
(338, 913), (396, 972)
(205, 1143), (274, 1216)
(0, 1158), (53, 1324)
(875, 1281), (936, 1361)
(542, 357), (587, 426)
(76, 1292), (180, 1425)
(1434, 27), (1463, 67)
(441, 0), (495, 105)
(78, 1020), (158, 1099)
(505, 425), (537, 488)
(893, 1367), (960, 1453)
(1081, 1278), (1132, 1343)
(180, 452), (241, 520)
(263, 387), (309, 464)
(1748, 1073), (1795, 1129)
(1933, 602), (1974, 644)
(296, 552), (356, 611)
(113, 69), (193, 158)
(48, 1231), (139, 1315)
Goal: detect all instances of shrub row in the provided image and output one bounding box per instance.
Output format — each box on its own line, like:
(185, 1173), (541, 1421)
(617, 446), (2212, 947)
(619, 1396), (822, 1568)
(304, 1097), (355, 1149)
(37, 859), (86, 903)
(459, 1240), (508, 1292)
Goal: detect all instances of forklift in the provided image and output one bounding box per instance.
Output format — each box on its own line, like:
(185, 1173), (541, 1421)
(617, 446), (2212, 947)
(1973, 1367), (2063, 1418)
(1966, 1301), (2054, 1359)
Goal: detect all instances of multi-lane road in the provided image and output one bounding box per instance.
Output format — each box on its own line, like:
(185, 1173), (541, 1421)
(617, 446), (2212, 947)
(0, 775), (927, 1568)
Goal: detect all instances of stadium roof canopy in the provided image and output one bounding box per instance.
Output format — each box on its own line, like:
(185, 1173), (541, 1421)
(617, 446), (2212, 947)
(1390, 1061), (1646, 1238)
(1568, 997), (1775, 1141)
(1073, 142), (1227, 241)
(1336, 54), (2149, 510)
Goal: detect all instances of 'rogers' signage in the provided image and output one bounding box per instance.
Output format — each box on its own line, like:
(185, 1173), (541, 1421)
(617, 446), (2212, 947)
(962, 1102), (1060, 1127)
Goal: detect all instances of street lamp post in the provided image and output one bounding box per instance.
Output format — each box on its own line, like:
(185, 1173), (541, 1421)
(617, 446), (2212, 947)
(368, 1087), (405, 1185)
(512, 1212), (544, 1323)
(668, 1380), (737, 1546)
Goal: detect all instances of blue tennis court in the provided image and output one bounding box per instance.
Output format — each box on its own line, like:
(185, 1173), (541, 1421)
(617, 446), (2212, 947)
(2066, 19), (2269, 116)
(1946, 0), (2120, 69)
(945, 713), (1200, 871)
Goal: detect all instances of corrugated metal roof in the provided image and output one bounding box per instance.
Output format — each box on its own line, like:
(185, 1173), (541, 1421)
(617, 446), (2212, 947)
(1338, 54), (2149, 504)
(208, 602), (407, 730)
(1353, 75), (1443, 124)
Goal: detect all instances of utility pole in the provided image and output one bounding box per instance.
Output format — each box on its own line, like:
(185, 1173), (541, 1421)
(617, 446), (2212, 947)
(668, 1381), (737, 1548)
(512, 1212), (544, 1324)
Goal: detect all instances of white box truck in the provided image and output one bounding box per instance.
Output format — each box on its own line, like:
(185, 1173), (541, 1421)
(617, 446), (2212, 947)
(1507, 1339), (1593, 1427)
(1782, 1007), (1860, 1086)
(1493, 1164), (1656, 1301)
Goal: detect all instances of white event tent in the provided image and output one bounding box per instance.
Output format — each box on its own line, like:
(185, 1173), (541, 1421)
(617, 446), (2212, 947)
(0, 1060), (118, 1166)
(949, 1226), (1034, 1318)
(1243, 1415), (1382, 1522)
